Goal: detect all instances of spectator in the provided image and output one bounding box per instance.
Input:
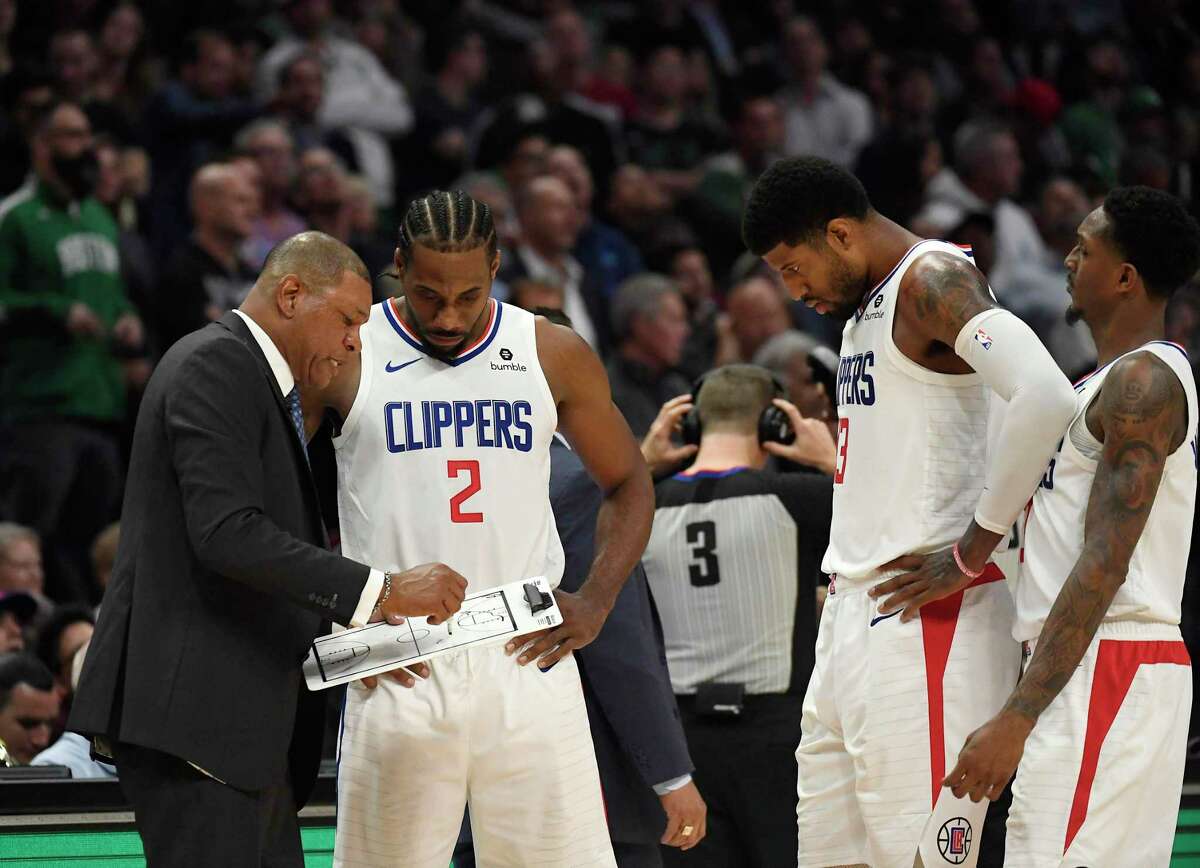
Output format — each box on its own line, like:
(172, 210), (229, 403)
(402, 27), (489, 197)
(49, 30), (97, 105)
(607, 164), (673, 252)
(343, 174), (395, 299)
(93, 138), (156, 337)
(30, 636), (116, 779)
(0, 68), (55, 194)
(640, 365), (833, 867)
(236, 120), (305, 270)
(0, 102), (142, 604)
(855, 129), (943, 230)
(276, 52), (398, 215)
(487, 126), (550, 198)
(777, 16), (873, 167)
(1058, 36), (1130, 189)
(546, 144), (645, 302)
(293, 147), (352, 243)
(606, 274), (692, 438)
(624, 43), (724, 204)
(688, 94), (785, 276)
(256, 0), (414, 140)
(89, 523), (119, 597)
(724, 273), (792, 362)
(454, 170), (520, 253)
(142, 30), (260, 260)
(753, 331), (839, 438)
(0, 653), (58, 765)
(502, 174), (608, 351)
(0, 591), (35, 654)
(0, 524), (44, 598)
(156, 163), (258, 350)
(92, 3), (161, 122)
(509, 277), (564, 313)
(1003, 176), (1098, 378)
(651, 232), (736, 380)
(34, 604), (93, 698)
(916, 121), (1045, 302)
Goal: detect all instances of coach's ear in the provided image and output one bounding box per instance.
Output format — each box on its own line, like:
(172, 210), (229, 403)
(276, 274), (303, 319)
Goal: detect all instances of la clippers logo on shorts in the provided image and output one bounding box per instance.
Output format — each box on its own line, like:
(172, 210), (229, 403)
(973, 327), (993, 350)
(937, 817), (972, 864)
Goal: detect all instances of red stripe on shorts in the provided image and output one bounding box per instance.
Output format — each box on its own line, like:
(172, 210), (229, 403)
(1063, 639), (1191, 854)
(920, 563), (1005, 808)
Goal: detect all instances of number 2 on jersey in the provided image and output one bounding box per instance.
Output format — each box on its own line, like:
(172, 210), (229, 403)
(448, 460), (483, 523)
(834, 418), (850, 484)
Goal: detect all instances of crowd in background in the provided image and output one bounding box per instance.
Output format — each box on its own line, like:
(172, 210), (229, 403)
(3, 0), (1200, 776)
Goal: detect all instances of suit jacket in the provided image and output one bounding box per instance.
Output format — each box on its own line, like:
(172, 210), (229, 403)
(70, 312), (370, 800)
(550, 437), (693, 845)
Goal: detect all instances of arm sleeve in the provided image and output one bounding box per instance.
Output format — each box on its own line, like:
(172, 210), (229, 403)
(165, 342), (370, 623)
(954, 308), (1077, 535)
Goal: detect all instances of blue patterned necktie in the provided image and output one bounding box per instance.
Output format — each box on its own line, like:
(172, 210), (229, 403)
(285, 387), (308, 457)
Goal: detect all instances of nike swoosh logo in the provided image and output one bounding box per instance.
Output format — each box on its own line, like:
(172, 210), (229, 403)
(385, 358), (420, 373)
(869, 610), (901, 627)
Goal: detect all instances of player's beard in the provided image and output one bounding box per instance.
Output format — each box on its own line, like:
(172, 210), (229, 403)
(1065, 304), (1083, 326)
(825, 253), (864, 320)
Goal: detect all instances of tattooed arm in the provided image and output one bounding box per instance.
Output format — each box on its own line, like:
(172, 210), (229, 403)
(872, 253), (1076, 619)
(942, 352), (1187, 802)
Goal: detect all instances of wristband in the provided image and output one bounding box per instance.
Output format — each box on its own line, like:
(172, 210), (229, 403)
(952, 542), (985, 580)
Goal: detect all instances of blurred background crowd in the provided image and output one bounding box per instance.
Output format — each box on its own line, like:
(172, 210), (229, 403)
(2, 0), (1200, 780)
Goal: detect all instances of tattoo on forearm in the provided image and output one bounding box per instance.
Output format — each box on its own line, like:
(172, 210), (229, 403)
(1005, 355), (1181, 723)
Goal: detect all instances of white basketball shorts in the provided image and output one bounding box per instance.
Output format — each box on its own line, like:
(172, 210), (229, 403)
(797, 565), (1021, 868)
(1005, 621), (1191, 867)
(334, 644), (616, 868)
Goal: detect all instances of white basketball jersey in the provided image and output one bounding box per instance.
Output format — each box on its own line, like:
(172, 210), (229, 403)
(333, 298), (564, 593)
(1016, 342), (1198, 641)
(822, 240), (993, 583)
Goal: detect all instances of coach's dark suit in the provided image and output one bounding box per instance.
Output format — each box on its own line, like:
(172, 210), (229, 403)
(70, 311), (371, 866)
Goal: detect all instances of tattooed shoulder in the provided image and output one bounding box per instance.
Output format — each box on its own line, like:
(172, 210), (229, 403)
(1098, 353), (1185, 445)
(901, 251), (996, 347)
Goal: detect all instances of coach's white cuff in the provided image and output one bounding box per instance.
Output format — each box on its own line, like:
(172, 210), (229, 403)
(652, 773), (693, 796)
(347, 569), (385, 629)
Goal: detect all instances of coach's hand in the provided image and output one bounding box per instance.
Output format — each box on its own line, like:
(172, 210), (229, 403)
(641, 394), (698, 476)
(504, 588), (609, 669)
(660, 781), (707, 850)
(379, 563), (468, 626)
(868, 548), (971, 622)
(944, 710), (1033, 802)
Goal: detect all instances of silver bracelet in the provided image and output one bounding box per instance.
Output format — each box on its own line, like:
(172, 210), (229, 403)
(373, 571), (394, 613)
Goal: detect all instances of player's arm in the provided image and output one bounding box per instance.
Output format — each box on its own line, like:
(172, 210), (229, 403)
(506, 318), (655, 669)
(872, 252), (1077, 619)
(944, 353), (1186, 802)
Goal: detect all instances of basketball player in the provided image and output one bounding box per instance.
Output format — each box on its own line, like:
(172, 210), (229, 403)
(742, 156), (1077, 868)
(941, 187), (1200, 865)
(310, 190), (654, 867)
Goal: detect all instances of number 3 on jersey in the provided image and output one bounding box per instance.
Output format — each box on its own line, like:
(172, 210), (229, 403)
(448, 460), (483, 523)
(834, 418), (850, 484)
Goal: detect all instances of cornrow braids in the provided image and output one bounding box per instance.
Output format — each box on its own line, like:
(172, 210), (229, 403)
(397, 189), (498, 265)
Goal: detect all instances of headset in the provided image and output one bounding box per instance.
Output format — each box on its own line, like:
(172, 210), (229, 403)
(680, 367), (796, 447)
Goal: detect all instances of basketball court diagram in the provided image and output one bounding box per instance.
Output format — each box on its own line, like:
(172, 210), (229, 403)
(304, 581), (561, 689)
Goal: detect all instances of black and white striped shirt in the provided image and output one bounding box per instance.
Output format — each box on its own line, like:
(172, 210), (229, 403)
(643, 467), (832, 696)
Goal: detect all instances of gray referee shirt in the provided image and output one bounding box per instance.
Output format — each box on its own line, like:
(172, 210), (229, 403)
(643, 466), (832, 696)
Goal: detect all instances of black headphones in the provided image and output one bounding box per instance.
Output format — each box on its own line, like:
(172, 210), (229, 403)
(681, 367), (796, 447)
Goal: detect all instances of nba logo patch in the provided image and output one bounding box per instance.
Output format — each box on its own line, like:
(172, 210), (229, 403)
(973, 327), (993, 350)
(937, 817), (972, 864)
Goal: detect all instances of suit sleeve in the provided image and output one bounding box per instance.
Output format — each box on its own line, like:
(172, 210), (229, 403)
(164, 340), (369, 623)
(575, 565), (693, 788)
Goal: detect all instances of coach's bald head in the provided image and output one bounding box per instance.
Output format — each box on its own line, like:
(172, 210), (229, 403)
(241, 231), (372, 390)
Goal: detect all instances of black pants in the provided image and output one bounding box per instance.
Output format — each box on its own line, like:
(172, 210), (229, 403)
(112, 742), (303, 868)
(661, 694), (802, 868)
(0, 420), (122, 603)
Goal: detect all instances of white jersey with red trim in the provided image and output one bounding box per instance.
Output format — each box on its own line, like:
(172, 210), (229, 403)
(332, 297), (564, 594)
(822, 239), (995, 584)
(1016, 341), (1198, 641)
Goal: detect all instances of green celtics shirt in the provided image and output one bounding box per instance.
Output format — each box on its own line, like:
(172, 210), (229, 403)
(0, 181), (135, 424)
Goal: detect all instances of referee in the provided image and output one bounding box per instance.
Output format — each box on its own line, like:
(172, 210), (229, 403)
(641, 365), (834, 867)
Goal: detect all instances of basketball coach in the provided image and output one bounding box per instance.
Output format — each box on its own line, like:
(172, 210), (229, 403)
(70, 232), (468, 867)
